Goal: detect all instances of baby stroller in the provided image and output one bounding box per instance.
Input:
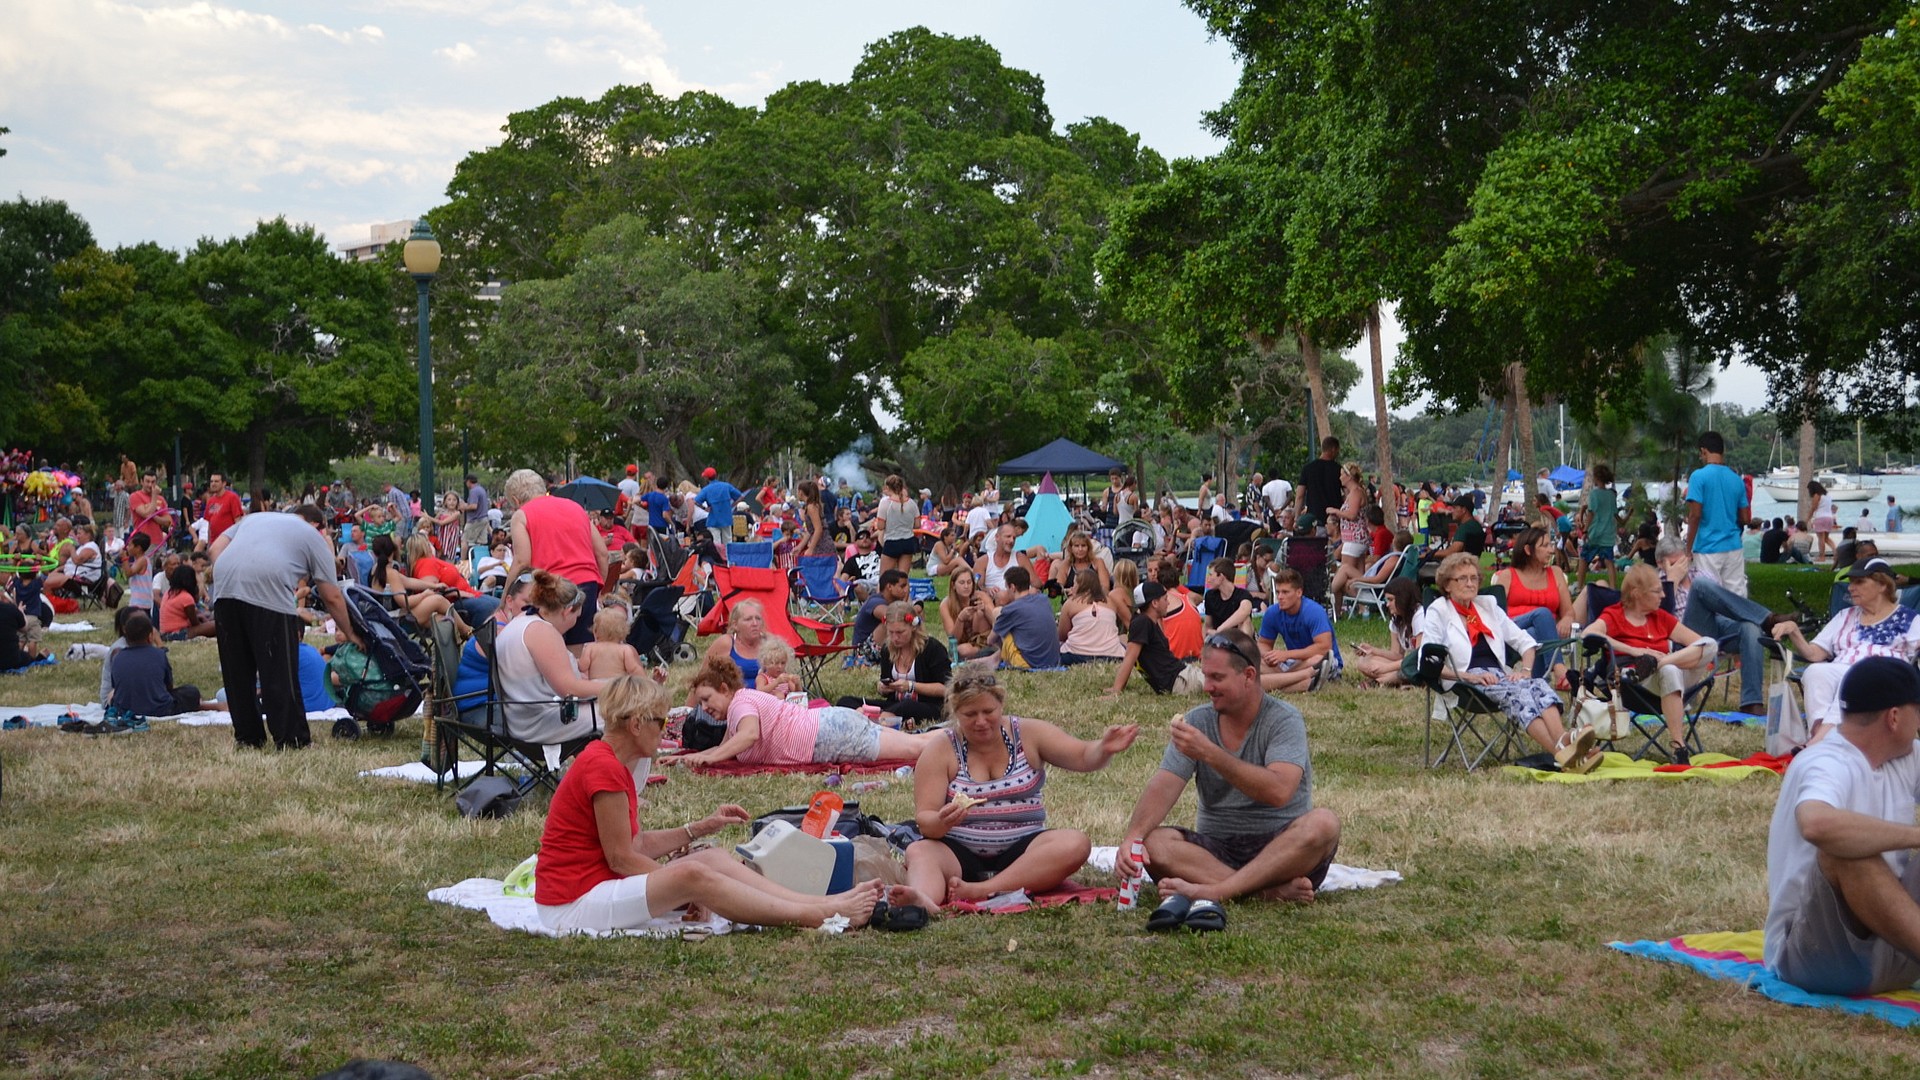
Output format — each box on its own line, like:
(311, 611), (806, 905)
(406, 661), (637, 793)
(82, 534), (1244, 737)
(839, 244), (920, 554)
(330, 583), (432, 739)
(1110, 519), (1157, 566)
(622, 531), (703, 665)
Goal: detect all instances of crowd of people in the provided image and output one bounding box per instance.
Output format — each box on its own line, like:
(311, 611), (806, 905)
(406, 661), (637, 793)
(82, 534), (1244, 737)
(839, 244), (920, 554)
(8, 432), (1920, 990)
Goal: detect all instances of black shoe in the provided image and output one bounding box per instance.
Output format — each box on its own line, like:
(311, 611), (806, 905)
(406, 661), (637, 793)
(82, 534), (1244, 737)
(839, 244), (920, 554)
(1147, 894), (1192, 931)
(1670, 743), (1692, 766)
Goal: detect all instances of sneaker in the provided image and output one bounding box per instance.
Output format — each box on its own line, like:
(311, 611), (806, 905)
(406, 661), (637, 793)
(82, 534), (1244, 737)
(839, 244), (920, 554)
(58, 719), (89, 734)
(3, 716), (26, 730)
(1670, 743), (1692, 767)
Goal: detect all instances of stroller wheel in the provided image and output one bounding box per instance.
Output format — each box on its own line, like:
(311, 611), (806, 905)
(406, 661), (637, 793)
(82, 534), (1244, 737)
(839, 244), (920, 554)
(331, 718), (362, 741)
(675, 642), (699, 664)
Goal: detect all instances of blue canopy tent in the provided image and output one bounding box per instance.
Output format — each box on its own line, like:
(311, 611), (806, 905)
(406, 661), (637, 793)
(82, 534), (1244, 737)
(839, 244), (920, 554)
(1549, 465), (1585, 487)
(997, 438), (1126, 518)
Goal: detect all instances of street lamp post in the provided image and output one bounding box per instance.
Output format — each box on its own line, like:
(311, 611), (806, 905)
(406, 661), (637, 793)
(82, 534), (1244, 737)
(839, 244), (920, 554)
(402, 220), (442, 505)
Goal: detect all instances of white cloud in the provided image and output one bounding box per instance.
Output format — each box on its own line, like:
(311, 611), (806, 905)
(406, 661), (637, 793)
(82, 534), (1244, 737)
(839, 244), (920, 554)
(436, 42), (478, 64)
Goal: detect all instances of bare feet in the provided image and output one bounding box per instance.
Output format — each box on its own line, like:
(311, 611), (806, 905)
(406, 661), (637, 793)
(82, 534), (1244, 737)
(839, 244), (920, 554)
(1153, 876), (1221, 902)
(945, 875), (994, 903)
(1256, 877), (1317, 903)
(827, 879), (883, 928)
(887, 884), (942, 913)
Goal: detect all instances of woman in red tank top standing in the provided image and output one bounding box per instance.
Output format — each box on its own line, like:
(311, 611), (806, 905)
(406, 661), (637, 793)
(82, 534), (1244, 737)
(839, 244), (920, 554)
(1491, 526), (1574, 685)
(503, 469), (610, 654)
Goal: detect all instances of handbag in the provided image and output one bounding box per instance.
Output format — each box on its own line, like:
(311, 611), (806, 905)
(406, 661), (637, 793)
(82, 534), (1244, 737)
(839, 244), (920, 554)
(1765, 672), (1808, 756)
(1575, 688), (1636, 741)
(680, 706), (727, 752)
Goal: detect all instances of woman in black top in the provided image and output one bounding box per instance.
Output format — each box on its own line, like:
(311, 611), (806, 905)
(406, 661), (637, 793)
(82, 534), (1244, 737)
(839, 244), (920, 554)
(835, 601), (951, 726)
(0, 591), (44, 671)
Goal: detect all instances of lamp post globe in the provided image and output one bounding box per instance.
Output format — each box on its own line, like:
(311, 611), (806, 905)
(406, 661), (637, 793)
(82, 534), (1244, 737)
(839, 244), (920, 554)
(403, 220), (441, 509)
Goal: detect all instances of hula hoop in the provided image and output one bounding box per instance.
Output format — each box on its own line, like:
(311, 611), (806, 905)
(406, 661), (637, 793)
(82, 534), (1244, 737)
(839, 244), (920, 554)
(0, 554), (57, 574)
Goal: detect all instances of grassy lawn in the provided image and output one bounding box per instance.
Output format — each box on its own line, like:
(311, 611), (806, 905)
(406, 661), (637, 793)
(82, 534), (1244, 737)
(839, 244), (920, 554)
(2, 603), (1916, 1078)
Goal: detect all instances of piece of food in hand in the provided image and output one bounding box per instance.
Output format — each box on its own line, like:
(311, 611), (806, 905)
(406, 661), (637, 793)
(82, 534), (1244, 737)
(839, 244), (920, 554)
(950, 794), (988, 810)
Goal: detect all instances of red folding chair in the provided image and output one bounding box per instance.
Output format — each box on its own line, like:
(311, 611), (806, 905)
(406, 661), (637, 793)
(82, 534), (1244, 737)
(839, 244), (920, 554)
(696, 564), (853, 699)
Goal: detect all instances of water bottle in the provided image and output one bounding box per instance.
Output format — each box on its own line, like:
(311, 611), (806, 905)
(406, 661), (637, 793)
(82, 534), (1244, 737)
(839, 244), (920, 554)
(893, 765), (914, 778)
(1116, 839), (1147, 910)
(850, 779), (889, 794)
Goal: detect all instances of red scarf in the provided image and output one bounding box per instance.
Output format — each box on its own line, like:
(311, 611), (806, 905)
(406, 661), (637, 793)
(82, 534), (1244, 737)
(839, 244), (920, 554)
(1452, 600), (1492, 646)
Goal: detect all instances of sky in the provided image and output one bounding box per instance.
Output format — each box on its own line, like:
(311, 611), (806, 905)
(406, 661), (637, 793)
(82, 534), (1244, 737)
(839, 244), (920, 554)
(0, 0), (1770, 415)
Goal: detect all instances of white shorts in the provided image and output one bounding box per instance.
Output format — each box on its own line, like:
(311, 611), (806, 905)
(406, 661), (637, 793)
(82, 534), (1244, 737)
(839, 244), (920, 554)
(1340, 541), (1369, 559)
(537, 873), (652, 933)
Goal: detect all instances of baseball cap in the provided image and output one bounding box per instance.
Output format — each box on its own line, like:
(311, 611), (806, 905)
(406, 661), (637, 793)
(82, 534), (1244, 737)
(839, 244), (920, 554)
(626, 464), (638, 475)
(1848, 557), (1894, 580)
(1140, 582), (1167, 603)
(702, 467), (717, 480)
(1839, 656), (1920, 714)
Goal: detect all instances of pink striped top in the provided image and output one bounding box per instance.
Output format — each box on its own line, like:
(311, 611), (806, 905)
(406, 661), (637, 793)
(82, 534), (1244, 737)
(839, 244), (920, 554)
(726, 689), (817, 765)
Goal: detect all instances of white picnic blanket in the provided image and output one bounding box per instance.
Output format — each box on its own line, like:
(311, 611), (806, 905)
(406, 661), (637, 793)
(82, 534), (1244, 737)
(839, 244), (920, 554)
(428, 877), (737, 940)
(46, 621), (98, 633)
(360, 759), (515, 783)
(1086, 846), (1403, 893)
(1, 702), (351, 729)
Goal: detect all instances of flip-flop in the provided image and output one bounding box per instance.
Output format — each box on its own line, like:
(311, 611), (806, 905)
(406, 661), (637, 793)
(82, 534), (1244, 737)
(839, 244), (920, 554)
(1146, 894), (1191, 932)
(870, 901), (929, 932)
(1184, 899), (1226, 932)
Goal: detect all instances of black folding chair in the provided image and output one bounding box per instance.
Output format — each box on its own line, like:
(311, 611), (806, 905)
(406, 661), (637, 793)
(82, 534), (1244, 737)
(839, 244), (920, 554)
(1413, 643), (1520, 771)
(426, 614), (599, 799)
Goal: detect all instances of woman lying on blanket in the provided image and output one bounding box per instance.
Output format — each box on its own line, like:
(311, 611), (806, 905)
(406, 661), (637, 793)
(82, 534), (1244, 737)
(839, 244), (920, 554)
(890, 669), (1138, 918)
(536, 676), (883, 934)
(1589, 563), (1718, 765)
(666, 657), (940, 768)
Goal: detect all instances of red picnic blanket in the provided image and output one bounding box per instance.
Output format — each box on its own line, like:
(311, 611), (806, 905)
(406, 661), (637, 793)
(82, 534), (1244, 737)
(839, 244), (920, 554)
(943, 880), (1118, 915)
(1651, 751), (1793, 775)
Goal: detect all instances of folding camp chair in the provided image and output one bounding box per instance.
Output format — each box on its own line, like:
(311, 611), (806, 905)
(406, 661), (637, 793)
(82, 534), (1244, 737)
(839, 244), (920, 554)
(1575, 634), (1727, 762)
(1343, 550), (1405, 619)
(1412, 643), (1520, 771)
(794, 554), (852, 623)
(727, 541), (774, 569)
(424, 614), (600, 798)
(1185, 535), (1228, 590)
(697, 563), (852, 699)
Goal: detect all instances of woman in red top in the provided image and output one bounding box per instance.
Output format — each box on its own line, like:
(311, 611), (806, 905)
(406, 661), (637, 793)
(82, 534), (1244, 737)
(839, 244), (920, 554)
(1492, 527), (1574, 684)
(1592, 564), (1718, 764)
(535, 676), (883, 934)
(159, 565), (216, 640)
(504, 469), (609, 653)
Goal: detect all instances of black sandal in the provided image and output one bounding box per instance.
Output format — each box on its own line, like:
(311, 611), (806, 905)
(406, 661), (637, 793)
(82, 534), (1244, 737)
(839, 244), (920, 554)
(870, 901), (929, 932)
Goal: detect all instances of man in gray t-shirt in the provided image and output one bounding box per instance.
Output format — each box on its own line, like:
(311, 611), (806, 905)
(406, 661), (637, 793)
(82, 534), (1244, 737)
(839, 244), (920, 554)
(1118, 629), (1342, 928)
(208, 505), (359, 751)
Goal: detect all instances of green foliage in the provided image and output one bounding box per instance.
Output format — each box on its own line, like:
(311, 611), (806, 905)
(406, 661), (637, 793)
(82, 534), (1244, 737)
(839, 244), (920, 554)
(474, 217), (810, 482)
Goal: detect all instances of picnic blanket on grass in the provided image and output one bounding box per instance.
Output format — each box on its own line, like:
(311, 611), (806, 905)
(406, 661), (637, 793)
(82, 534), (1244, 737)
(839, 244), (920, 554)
(1503, 750), (1788, 784)
(1, 655), (58, 674)
(1, 702), (350, 728)
(428, 877), (736, 939)
(944, 881), (1116, 914)
(1704, 710), (1764, 727)
(1086, 847), (1403, 893)
(1611, 931), (1920, 1028)
(687, 758), (917, 778)
(47, 621), (97, 633)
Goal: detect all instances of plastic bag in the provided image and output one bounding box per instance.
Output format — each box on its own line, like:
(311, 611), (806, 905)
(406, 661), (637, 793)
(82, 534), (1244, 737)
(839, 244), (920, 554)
(1766, 674), (1808, 756)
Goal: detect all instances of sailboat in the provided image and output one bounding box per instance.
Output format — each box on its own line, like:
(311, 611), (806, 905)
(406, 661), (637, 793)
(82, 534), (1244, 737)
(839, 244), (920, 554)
(1756, 420), (1881, 501)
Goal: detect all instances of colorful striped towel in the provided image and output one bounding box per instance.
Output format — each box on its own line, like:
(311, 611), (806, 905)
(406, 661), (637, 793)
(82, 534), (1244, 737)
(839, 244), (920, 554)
(1611, 931), (1920, 1027)
(944, 880), (1117, 915)
(1503, 750), (1787, 784)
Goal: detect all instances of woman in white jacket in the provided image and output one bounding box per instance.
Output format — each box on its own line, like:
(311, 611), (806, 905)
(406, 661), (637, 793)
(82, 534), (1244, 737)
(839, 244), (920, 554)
(1422, 553), (1599, 772)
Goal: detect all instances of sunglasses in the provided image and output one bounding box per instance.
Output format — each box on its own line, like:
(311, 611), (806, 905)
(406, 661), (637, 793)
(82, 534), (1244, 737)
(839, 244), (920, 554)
(1204, 633), (1260, 670)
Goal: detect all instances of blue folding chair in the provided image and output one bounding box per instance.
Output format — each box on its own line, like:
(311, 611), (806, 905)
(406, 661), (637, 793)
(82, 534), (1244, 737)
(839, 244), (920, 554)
(728, 541), (774, 569)
(795, 554), (852, 622)
(1186, 535), (1227, 591)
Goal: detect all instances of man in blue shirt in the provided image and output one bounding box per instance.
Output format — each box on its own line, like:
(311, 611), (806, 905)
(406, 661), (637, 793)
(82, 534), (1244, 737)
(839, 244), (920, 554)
(1255, 567), (1341, 693)
(694, 467), (744, 551)
(989, 566), (1062, 669)
(640, 476), (673, 536)
(1685, 430), (1751, 597)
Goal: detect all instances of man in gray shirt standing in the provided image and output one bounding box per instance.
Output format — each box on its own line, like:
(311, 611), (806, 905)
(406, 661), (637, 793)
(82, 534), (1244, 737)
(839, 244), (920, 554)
(382, 481), (415, 539)
(459, 474), (491, 548)
(1116, 628), (1342, 932)
(208, 504), (360, 750)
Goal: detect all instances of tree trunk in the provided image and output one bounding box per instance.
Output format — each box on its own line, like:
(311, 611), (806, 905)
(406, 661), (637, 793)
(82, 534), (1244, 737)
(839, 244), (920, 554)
(1367, 304), (1394, 520)
(1492, 371), (1517, 525)
(1511, 362), (1537, 510)
(1797, 382), (1817, 523)
(1299, 331), (1333, 454)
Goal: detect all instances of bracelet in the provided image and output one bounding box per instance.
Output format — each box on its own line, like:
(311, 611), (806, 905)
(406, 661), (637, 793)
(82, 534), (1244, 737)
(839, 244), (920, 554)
(684, 823), (697, 842)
